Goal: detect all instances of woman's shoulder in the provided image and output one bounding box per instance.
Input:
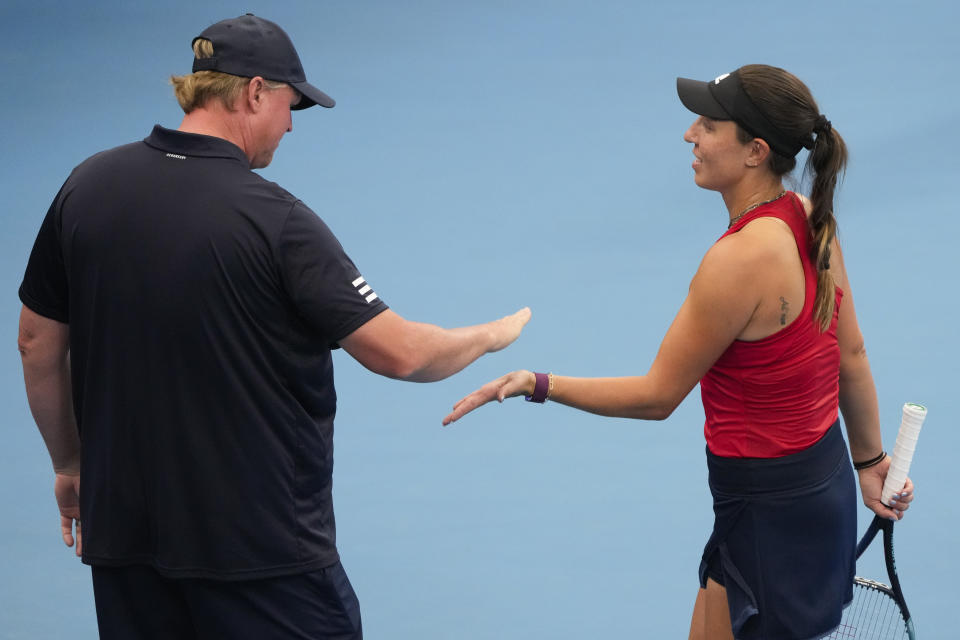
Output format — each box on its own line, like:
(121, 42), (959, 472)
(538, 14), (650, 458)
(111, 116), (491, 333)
(722, 214), (797, 258)
(702, 222), (788, 282)
(701, 217), (803, 310)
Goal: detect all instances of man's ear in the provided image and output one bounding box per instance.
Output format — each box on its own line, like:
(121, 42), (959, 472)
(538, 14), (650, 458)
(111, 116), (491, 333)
(746, 137), (771, 168)
(244, 77), (267, 113)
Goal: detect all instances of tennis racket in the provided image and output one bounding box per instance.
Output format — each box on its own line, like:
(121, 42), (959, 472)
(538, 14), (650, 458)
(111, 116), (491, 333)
(827, 403), (926, 639)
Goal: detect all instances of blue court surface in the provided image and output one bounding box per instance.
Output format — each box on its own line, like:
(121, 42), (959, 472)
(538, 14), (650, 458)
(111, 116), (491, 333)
(2, 1), (956, 637)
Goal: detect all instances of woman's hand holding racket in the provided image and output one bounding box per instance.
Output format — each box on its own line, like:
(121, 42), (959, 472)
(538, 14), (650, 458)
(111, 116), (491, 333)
(856, 456), (913, 521)
(442, 370), (535, 426)
(858, 402), (925, 521)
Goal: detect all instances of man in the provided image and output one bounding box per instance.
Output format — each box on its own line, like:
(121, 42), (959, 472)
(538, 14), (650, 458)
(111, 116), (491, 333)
(18, 14), (529, 639)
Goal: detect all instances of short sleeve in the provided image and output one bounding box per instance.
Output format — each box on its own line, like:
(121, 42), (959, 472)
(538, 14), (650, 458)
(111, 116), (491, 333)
(278, 202), (388, 343)
(19, 185), (70, 323)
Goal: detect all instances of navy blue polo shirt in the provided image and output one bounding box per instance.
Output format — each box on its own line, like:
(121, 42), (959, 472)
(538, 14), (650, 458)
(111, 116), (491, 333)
(20, 125), (388, 579)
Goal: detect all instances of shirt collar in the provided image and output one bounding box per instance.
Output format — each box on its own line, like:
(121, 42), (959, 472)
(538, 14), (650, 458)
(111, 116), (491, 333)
(143, 125), (250, 167)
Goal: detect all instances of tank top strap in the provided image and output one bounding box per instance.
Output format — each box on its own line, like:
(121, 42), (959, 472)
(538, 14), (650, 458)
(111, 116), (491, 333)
(720, 192), (808, 240)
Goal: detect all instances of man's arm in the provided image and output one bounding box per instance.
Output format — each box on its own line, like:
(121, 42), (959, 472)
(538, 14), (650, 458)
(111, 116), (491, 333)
(18, 305), (82, 554)
(340, 307), (530, 382)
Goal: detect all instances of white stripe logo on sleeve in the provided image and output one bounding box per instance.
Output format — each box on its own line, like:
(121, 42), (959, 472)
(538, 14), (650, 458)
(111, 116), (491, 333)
(352, 276), (379, 303)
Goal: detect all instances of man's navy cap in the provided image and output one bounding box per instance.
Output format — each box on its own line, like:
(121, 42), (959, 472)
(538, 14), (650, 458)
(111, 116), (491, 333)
(677, 69), (803, 157)
(192, 13), (334, 110)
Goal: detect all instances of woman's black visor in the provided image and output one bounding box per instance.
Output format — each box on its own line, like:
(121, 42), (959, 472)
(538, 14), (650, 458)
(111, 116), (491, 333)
(677, 70), (804, 157)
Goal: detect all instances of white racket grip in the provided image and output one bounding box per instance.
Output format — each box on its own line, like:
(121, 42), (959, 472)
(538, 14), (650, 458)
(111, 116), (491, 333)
(880, 403), (927, 506)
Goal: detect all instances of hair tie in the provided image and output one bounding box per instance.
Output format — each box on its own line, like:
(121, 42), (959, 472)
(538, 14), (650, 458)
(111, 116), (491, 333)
(814, 114), (832, 134)
(802, 114), (832, 151)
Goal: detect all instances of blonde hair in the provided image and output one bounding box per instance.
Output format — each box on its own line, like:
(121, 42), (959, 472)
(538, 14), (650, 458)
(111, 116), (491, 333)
(170, 38), (288, 113)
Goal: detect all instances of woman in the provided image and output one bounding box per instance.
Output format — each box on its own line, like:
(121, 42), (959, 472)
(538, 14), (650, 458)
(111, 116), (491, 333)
(442, 65), (914, 639)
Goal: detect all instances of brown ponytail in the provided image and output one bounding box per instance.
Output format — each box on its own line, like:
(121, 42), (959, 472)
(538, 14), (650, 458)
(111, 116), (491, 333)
(736, 65), (848, 332)
(806, 121), (847, 331)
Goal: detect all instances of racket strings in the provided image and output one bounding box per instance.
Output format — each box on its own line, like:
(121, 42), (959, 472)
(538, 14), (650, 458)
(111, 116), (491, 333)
(825, 581), (908, 639)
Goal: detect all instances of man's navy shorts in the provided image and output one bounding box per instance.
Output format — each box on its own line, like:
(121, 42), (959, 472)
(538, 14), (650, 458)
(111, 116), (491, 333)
(91, 560), (362, 639)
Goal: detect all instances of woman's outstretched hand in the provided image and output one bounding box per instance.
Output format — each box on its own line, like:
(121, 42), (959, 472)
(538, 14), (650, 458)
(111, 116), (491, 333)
(442, 370), (536, 426)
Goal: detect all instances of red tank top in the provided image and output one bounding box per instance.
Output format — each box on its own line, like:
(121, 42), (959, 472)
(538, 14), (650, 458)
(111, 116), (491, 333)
(700, 192), (842, 458)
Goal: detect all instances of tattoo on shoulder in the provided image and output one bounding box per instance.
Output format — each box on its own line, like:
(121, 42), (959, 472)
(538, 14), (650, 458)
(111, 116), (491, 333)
(779, 297), (789, 325)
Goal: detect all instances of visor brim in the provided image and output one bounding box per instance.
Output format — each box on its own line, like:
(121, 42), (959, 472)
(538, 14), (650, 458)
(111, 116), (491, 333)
(676, 77), (729, 120)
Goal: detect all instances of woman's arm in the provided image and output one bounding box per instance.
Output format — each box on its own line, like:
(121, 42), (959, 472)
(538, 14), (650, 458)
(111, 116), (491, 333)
(831, 240), (913, 519)
(443, 231), (772, 425)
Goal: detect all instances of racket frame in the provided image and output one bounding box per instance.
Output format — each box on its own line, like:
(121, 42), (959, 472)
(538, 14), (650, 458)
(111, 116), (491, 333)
(847, 514), (916, 639)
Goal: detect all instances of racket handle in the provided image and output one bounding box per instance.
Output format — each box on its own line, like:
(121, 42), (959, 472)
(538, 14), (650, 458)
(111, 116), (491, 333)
(880, 403), (927, 506)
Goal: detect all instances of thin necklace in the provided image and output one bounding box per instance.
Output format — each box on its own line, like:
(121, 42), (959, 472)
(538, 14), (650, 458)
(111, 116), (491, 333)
(727, 190), (786, 228)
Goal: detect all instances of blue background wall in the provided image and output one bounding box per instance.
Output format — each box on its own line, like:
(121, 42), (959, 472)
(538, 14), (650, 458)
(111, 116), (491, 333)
(2, 1), (956, 637)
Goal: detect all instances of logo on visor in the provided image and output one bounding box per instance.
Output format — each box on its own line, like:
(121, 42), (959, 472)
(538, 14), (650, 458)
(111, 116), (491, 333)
(714, 73), (731, 85)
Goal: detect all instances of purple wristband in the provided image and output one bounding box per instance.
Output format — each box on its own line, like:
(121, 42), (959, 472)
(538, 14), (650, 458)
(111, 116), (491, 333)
(525, 372), (549, 403)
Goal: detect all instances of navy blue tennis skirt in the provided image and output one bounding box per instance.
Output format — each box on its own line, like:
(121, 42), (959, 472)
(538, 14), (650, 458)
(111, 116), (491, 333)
(699, 421), (856, 639)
